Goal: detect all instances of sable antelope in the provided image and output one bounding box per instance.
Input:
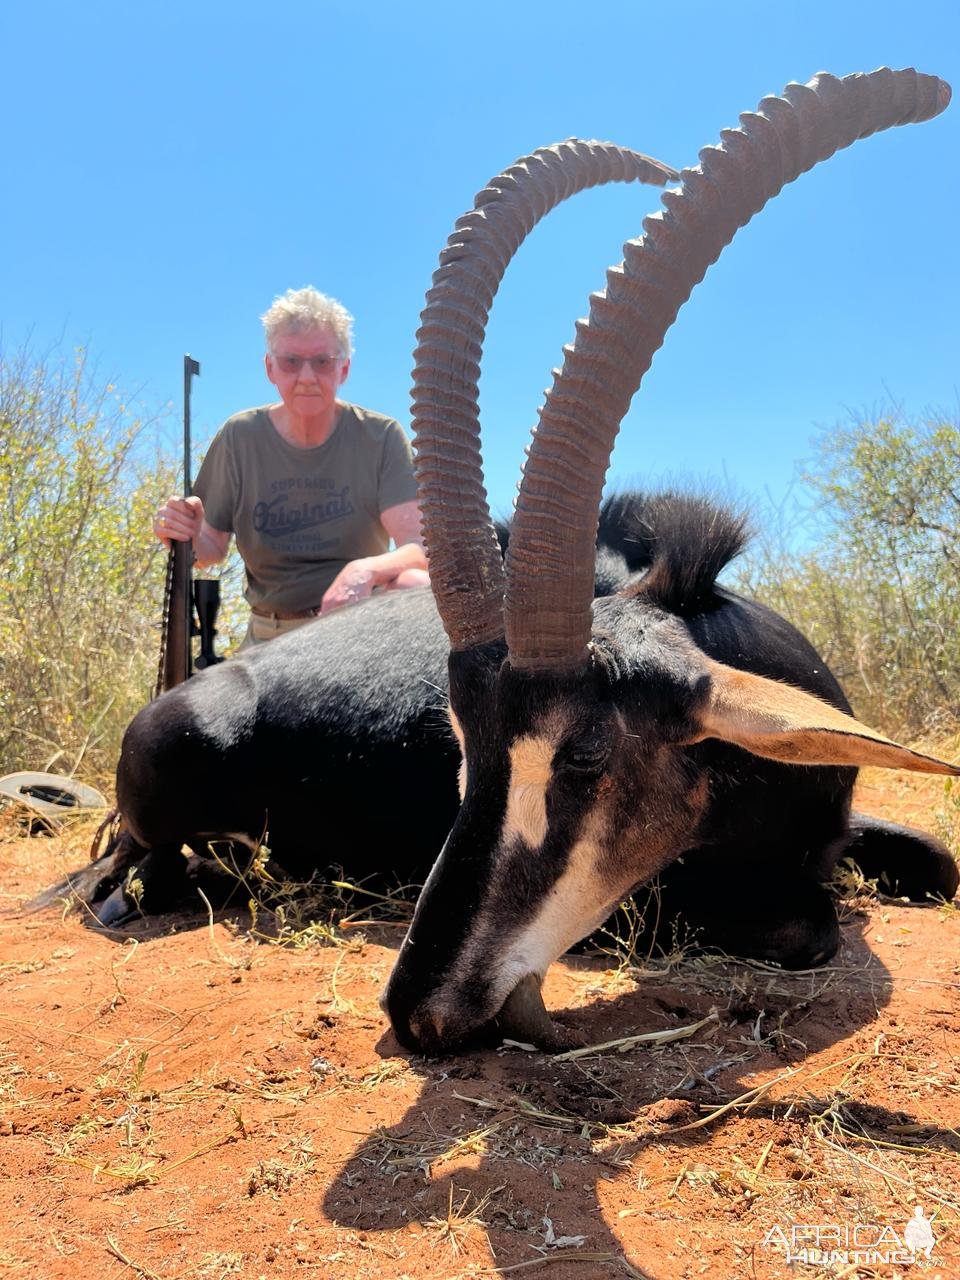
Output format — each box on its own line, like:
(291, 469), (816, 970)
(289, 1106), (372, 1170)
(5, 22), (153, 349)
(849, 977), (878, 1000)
(383, 68), (958, 1055)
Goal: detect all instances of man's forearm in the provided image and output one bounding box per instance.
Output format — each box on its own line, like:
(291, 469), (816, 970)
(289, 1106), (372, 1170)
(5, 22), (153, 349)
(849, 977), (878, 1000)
(367, 541), (427, 584)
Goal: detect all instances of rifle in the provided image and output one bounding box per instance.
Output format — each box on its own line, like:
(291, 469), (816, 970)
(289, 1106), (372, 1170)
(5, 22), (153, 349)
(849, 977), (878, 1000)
(156, 355), (223, 696)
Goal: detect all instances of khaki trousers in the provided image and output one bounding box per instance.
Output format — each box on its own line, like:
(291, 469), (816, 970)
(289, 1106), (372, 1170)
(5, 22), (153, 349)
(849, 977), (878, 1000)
(239, 611), (318, 650)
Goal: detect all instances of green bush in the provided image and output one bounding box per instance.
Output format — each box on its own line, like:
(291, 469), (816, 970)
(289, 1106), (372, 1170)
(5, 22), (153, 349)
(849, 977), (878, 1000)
(737, 413), (960, 737)
(0, 345), (178, 787)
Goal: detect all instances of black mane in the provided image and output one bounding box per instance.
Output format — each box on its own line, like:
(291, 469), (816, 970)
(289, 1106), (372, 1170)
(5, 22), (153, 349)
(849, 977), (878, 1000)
(497, 490), (748, 607)
(610, 491), (750, 615)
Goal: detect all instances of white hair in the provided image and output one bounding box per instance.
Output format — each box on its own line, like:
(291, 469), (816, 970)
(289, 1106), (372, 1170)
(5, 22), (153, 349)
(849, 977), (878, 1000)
(260, 287), (354, 358)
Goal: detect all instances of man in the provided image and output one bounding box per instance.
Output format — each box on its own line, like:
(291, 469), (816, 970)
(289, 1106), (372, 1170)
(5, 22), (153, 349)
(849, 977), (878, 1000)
(154, 287), (428, 645)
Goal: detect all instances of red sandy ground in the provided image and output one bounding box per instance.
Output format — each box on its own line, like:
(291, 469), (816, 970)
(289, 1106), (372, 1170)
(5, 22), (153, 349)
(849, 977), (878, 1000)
(1, 766), (959, 1280)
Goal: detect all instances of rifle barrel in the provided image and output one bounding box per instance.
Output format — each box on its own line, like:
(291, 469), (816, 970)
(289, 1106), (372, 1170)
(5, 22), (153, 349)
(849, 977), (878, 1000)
(161, 356), (201, 691)
(183, 354), (200, 497)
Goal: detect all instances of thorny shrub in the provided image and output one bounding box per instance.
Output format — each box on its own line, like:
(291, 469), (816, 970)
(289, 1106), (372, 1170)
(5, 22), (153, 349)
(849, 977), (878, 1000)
(0, 344), (176, 785)
(737, 411), (960, 739)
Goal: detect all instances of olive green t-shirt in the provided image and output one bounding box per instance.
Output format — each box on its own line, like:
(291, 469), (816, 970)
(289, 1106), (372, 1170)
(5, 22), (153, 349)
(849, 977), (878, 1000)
(194, 402), (418, 614)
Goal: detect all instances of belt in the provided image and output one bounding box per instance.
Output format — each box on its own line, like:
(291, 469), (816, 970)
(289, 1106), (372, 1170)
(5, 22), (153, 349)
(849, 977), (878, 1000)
(250, 604), (320, 621)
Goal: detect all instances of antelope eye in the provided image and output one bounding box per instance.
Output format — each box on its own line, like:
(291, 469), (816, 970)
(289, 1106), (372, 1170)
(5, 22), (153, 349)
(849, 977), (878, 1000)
(557, 737), (611, 776)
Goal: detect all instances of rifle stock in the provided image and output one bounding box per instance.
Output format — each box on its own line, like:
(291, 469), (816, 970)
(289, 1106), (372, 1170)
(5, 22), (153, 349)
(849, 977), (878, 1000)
(160, 541), (193, 691)
(157, 355), (203, 695)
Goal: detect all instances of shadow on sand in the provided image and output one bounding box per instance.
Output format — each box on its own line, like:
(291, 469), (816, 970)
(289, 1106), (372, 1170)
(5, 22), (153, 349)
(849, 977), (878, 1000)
(317, 907), (955, 1277)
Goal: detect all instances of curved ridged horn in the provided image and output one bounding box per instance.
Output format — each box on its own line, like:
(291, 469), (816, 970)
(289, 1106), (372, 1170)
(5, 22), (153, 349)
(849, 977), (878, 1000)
(505, 68), (951, 671)
(412, 141), (678, 650)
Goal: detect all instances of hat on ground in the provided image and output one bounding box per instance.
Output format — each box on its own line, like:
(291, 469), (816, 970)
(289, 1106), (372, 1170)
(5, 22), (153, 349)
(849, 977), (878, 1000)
(0, 771), (108, 820)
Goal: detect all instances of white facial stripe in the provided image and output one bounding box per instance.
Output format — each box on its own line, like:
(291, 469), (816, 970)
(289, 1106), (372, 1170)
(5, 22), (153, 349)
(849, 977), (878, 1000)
(431, 805), (617, 1029)
(449, 706), (564, 837)
(447, 706), (464, 750)
(504, 735), (555, 848)
(499, 811), (619, 981)
(428, 709), (630, 1029)
(447, 706), (467, 799)
(424, 718), (573, 1029)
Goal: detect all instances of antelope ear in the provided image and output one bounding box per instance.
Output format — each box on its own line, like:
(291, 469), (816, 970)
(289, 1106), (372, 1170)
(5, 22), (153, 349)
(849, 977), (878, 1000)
(697, 659), (960, 775)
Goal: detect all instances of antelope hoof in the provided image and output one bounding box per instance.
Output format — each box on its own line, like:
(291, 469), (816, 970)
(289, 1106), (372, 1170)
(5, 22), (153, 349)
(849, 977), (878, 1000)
(496, 973), (585, 1053)
(92, 885), (140, 928)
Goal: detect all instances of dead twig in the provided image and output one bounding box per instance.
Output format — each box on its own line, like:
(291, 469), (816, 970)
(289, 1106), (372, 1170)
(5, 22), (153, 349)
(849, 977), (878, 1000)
(553, 1009), (719, 1062)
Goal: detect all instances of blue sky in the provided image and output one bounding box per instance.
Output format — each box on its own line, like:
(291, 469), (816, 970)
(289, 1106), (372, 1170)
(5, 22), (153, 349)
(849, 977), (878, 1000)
(2, 0), (957, 529)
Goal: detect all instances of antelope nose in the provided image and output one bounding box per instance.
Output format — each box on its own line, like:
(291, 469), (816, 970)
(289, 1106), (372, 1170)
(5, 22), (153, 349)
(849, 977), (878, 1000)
(384, 982), (448, 1054)
(408, 1010), (445, 1052)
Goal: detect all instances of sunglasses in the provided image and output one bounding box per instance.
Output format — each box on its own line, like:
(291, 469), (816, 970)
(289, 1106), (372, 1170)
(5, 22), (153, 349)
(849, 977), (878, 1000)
(273, 353), (343, 375)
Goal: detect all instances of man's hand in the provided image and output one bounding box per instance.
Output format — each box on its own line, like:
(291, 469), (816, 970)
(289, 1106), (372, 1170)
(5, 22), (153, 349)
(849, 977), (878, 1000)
(320, 560), (377, 614)
(154, 495), (204, 548)
(320, 513), (429, 614)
